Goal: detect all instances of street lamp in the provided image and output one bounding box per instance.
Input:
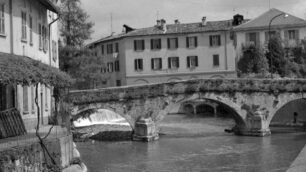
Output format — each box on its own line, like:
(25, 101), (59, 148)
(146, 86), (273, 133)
(268, 13), (289, 78)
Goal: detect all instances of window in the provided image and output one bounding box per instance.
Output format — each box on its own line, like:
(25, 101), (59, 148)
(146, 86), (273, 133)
(246, 32), (259, 46)
(265, 31), (277, 42)
(23, 86), (29, 114)
(29, 15), (33, 45)
(115, 43), (119, 53)
(42, 26), (48, 52)
(134, 40), (145, 51)
(168, 57), (179, 69)
(0, 85), (15, 111)
(186, 36), (198, 48)
(116, 80), (121, 87)
(107, 62), (114, 72)
(107, 44), (113, 54)
(52, 40), (57, 62)
(151, 38), (161, 50)
(114, 60), (120, 72)
(39, 23), (42, 49)
(167, 38), (178, 49)
(31, 85), (35, 113)
(21, 11), (27, 41)
(187, 56), (198, 68)
(288, 30), (298, 40)
(101, 45), (104, 54)
(151, 58), (162, 70)
(0, 4), (5, 34)
(134, 59), (143, 71)
(209, 35), (221, 47)
(213, 54), (220, 67)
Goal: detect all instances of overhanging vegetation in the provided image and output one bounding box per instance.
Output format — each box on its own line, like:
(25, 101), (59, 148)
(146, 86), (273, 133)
(0, 52), (73, 87)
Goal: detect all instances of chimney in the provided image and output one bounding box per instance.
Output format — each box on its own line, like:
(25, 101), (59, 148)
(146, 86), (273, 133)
(202, 17), (207, 26)
(156, 20), (161, 27)
(174, 19), (180, 24)
(232, 14), (244, 26)
(160, 19), (167, 32)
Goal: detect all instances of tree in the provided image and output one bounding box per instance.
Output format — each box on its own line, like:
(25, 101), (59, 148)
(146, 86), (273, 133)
(237, 44), (269, 75)
(59, 0), (94, 47)
(266, 36), (286, 76)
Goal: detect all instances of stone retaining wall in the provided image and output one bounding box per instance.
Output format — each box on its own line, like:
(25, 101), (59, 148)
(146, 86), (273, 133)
(0, 134), (74, 172)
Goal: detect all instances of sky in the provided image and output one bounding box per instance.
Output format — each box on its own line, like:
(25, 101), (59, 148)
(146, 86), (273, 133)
(80, 0), (306, 43)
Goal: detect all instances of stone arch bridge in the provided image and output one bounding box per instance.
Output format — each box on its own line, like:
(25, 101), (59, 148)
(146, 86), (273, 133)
(67, 79), (306, 139)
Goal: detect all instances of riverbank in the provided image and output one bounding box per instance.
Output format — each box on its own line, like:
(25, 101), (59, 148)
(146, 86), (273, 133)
(287, 144), (306, 172)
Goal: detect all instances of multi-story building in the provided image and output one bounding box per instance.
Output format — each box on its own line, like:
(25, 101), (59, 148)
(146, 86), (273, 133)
(0, 0), (59, 130)
(234, 8), (306, 58)
(88, 16), (244, 87)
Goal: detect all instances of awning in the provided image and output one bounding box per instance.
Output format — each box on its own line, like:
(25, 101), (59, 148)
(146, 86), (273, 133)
(37, 0), (60, 14)
(0, 52), (73, 87)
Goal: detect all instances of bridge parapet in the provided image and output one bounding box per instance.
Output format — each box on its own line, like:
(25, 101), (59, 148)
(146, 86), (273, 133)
(68, 79), (306, 105)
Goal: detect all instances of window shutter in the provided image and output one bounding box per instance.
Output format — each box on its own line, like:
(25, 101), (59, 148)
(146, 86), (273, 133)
(296, 30), (300, 41)
(218, 36), (221, 46)
(177, 57), (180, 68)
(168, 58), (171, 68)
(195, 37), (198, 47)
(284, 30), (289, 40)
(160, 58), (162, 69)
(134, 40), (137, 51)
(187, 57), (190, 68)
(134, 59), (137, 70)
(140, 59), (143, 70)
(209, 36), (213, 46)
(151, 58), (154, 69)
(256, 33), (260, 46)
(175, 38), (178, 48)
(151, 39), (153, 49)
(142, 40), (145, 50)
(186, 37), (189, 48)
(195, 56), (198, 67)
(159, 39), (162, 49)
(167, 38), (170, 49)
(245, 33), (249, 43)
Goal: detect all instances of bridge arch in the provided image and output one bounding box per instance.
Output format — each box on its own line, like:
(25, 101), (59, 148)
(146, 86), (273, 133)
(155, 93), (247, 132)
(267, 93), (305, 125)
(269, 96), (306, 128)
(71, 104), (135, 129)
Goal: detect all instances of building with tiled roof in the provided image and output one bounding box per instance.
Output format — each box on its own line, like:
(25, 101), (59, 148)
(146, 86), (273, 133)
(88, 15), (245, 87)
(234, 8), (306, 58)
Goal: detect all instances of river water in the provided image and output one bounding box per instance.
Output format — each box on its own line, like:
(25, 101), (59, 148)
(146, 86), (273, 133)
(77, 116), (306, 172)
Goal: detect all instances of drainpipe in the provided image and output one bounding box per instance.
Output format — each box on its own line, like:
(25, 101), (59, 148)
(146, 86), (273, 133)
(224, 31), (228, 71)
(9, 0), (13, 54)
(48, 13), (60, 66)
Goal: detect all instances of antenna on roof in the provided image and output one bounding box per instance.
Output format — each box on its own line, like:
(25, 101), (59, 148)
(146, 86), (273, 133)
(110, 13), (113, 35)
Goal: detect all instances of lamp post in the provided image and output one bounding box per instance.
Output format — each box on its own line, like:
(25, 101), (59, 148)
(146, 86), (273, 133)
(268, 13), (289, 78)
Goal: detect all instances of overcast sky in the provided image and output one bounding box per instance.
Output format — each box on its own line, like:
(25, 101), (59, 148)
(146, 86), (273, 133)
(80, 0), (306, 43)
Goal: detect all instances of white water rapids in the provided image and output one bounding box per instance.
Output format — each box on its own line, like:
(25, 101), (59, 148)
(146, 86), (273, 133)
(73, 109), (130, 128)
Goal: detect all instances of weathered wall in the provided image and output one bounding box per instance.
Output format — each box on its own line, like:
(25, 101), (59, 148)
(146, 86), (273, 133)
(0, 135), (73, 171)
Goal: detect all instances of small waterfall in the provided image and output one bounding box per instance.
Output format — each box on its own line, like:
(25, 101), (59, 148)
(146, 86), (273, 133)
(73, 109), (129, 128)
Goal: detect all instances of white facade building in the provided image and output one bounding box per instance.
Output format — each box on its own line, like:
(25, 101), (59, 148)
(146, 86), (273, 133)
(0, 0), (59, 130)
